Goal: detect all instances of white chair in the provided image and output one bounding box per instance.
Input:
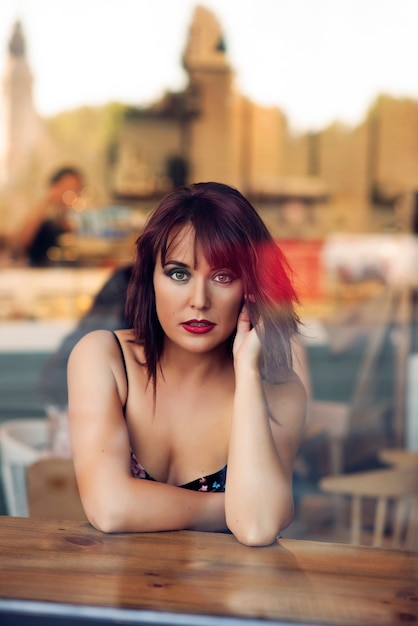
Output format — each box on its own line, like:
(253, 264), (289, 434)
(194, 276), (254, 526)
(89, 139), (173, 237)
(0, 418), (48, 516)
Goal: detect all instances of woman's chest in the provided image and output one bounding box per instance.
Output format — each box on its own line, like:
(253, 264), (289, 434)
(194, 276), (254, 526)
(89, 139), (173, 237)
(125, 384), (233, 485)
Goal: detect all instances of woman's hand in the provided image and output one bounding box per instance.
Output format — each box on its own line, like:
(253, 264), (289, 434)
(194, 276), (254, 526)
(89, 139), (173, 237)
(232, 304), (262, 370)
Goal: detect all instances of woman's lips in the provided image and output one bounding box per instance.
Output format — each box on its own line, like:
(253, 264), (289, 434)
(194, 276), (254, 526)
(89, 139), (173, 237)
(182, 320), (216, 334)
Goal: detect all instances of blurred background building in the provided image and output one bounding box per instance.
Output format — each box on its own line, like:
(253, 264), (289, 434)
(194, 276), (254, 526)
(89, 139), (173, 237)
(1, 5), (417, 242)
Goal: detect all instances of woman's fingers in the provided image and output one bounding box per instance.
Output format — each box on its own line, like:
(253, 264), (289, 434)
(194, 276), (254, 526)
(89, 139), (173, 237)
(233, 304), (262, 365)
(236, 303), (251, 328)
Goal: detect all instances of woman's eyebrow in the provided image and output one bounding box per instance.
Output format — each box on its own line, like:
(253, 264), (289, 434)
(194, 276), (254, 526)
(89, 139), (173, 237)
(163, 259), (190, 268)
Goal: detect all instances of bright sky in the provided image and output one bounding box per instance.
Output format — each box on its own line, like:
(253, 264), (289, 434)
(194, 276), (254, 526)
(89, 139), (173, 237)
(0, 0), (417, 131)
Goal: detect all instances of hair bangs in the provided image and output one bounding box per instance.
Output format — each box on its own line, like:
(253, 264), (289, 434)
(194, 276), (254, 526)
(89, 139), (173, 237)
(192, 201), (250, 275)
(196, 225), (243, 276)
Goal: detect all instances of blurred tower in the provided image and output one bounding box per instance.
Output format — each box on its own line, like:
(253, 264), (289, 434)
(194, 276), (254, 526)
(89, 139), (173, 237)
(181, 6), (286, 193)
(182, 6), (237, 184)
(0, 21), (42, 187)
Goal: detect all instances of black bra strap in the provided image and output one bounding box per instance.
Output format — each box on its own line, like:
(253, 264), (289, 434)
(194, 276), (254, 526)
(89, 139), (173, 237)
(111, 331), (128, 413)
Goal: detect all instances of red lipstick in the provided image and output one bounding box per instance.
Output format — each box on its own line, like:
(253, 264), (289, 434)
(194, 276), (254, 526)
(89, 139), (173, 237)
(182, 319), (216, 334)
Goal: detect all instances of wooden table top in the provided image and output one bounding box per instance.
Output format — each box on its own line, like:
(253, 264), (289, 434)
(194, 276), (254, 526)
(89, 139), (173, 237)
(0, 516), (417, 626)
(378, 448), (418, 467)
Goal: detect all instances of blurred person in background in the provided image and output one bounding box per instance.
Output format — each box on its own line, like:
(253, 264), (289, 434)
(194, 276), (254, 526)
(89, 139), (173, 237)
(9, 166), (84, 266)
(39, 263), (133, 408)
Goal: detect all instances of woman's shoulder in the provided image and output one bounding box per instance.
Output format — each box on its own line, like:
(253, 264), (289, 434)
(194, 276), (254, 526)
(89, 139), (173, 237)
(72, 328), (115, 350)
(69, 328), (135, 361)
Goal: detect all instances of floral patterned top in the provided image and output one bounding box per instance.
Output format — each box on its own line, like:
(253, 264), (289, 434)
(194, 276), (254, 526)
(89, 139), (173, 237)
(130, 450), (227, 492)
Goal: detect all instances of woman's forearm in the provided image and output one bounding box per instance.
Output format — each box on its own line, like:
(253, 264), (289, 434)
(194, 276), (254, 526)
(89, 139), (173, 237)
(225, 365), (293, 545)
(80, 475), (227, 534)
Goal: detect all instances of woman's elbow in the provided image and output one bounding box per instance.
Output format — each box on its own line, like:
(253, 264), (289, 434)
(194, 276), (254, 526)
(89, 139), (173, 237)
(89, 514), (120, 534)
(231, 526), (279, 547)
(226, 517), (283, 547)
(227, 505), (294, 547)
(83, 500), (126, 534)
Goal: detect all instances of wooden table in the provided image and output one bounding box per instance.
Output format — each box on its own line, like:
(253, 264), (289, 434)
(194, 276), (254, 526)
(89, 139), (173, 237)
(378, 448), (418, 467)
(0, 516), (417, 626)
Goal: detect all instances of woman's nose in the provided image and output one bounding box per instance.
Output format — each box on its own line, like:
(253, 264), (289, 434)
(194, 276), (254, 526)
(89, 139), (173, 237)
(190, 278), (210, 310)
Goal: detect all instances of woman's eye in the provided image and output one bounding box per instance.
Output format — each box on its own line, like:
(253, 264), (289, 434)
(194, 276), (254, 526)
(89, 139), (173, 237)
(214, 272), (234, 284)
(169, 269), (188, 282)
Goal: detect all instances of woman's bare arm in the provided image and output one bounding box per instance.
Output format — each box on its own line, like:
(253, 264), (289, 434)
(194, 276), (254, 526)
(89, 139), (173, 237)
(67, 330), (226, 533)
(225, 308), (307, 546)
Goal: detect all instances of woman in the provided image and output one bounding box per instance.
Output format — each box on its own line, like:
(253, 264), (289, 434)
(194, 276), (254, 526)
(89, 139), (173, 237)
(68, 182), (307, 546)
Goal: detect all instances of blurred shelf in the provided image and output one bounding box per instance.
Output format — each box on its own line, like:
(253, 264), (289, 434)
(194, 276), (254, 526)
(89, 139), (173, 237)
(0, 267), (113, 320)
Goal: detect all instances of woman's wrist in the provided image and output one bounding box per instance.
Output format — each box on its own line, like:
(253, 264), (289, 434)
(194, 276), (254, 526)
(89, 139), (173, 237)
(189, 492), (226, 531)
(234, 357), (260, 382)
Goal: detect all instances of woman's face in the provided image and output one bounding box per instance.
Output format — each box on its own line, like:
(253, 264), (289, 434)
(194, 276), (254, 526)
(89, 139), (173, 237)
(153, 225), (244, 354)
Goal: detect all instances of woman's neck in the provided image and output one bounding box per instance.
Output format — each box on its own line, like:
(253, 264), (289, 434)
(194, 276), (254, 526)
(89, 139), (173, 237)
(159, 340), (233, 385)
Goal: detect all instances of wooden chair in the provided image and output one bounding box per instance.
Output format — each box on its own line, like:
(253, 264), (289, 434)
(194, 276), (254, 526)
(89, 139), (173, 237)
(319, 465), (418, 549)
(26, 457), (87, 521)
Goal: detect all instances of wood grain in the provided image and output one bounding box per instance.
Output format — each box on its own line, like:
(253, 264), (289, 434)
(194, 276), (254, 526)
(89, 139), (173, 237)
(0, 516), (416, 625)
